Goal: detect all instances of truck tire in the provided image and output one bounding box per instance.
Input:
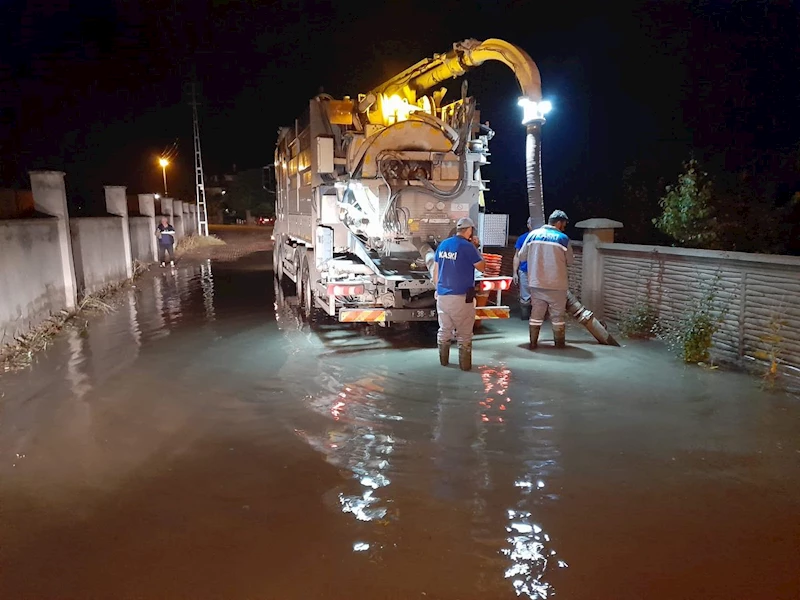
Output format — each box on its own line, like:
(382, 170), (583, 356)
(273, 241), (284, 282)
(300, 257), (318, 323)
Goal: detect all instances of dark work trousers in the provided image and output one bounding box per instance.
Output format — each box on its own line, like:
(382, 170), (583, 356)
(159, 243), (175, 263)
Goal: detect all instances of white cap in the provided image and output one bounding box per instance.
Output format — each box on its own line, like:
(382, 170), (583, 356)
(456, 217), (475, 230)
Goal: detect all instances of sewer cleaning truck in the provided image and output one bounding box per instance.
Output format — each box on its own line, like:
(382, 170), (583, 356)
(272, 38), (618, 345)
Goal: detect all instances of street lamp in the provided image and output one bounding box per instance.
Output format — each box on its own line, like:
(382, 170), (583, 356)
(517, 98), (552, 228)
(158, 157), (169, 196)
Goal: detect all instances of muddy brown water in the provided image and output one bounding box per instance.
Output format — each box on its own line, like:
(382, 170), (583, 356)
(1, 251), (799, 599)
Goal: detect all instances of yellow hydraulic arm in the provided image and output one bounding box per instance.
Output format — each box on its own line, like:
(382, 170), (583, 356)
(362, 38), (549, 229)
(369, 38), (542, 106)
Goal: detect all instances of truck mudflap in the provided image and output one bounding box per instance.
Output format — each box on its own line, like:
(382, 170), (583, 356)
(338, 306), (510, 323)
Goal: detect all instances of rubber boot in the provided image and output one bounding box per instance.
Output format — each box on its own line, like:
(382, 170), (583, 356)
(520, 303), (532, 321)
(553, 324), (566, 348)
(529, 325), (540, 349)
(438, 343), (450, 367)
(458, 344), (472, 371)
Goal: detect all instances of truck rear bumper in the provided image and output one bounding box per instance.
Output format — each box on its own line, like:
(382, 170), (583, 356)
(338, 306), (510, 323)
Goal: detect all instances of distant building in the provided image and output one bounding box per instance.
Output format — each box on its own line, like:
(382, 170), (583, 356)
(205, 171), (237, 198)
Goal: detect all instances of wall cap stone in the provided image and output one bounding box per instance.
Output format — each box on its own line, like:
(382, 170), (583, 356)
(575, 218), (623, 229)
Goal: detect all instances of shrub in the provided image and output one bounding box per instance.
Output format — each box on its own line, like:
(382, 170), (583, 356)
(658, 280), (726, 364)
(618, 301), (660, 339)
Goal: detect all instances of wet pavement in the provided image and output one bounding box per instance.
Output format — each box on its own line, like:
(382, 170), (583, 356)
(1, 250), (799, 600)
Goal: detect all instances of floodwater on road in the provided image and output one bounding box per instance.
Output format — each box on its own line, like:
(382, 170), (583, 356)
(1, 251), (799, 600)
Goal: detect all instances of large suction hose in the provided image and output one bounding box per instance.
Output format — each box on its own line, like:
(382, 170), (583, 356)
(526, 122), (545, 229)
(417, 242), (437, 278)
(566, 291), (620, 346)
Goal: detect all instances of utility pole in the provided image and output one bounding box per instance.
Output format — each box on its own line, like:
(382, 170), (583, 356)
(191, 76), (209, 237)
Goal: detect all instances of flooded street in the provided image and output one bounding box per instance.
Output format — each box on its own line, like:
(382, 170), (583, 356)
(1, 248), (799, 600)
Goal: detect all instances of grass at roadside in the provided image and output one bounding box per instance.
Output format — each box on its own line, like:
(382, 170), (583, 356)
(178, 229), (272, 262)
(175, 233), (226, 254)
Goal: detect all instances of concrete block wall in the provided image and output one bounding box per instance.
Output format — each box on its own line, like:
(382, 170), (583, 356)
(1, 171), (77, 341)
(69, 217), (130, 295)
(573, 218), (800, 375)
(137, 194), (157, 262)
(129, 217), (154, 262)
(183, 202), (194, 236)
(568, 243), (583, 299)
(105, 186), (132, 279)
(600, 244), (800, 373)
(0, 219), (69, 342)
(30, 171), (77, 309)
(0, 172), (176, 345)
(188, 204), (197, 235)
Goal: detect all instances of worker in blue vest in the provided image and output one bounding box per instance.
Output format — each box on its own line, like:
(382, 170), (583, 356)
(519, 210), (574, 349)
(433, 217), (486, 371)
(512, 217), (535, 320)
(156, 217), (176, 267)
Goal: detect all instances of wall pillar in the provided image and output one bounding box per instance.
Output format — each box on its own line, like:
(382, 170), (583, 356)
(138, 193), (158, 262)
(575, 218), (623, 321)
(105, 186), (133, 278)
(183, 201), (192, 235)
(162, 197), (174, 220)
(30, 170), (77, 309)
(172, 200), (184, 240)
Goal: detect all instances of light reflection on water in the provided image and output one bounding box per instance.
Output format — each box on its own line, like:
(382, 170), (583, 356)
(66, 328), (92, 400)
(478, 364), (565, 599)
(298, 373), (398, 534)
(200, 260), (215, 322)
(274, 282), (568, 595)
(272, 290), (402, 554)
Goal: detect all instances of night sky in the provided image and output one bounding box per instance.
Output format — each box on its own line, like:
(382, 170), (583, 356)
(2, 0), (799, 236)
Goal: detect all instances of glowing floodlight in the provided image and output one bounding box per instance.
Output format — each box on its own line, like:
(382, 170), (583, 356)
(518, 98), (552, 124)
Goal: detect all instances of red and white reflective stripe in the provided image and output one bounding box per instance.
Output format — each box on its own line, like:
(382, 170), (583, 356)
(479, 278), (512, 292)
(340, 309), (386, 323)
(327, 283), (366, 296)
(475, 307), (510, 319)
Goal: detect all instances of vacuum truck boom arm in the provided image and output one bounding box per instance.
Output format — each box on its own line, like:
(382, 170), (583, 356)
(371, 38), (542, 105)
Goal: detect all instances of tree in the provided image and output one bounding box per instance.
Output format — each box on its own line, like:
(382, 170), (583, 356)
(653, 158), (720, 249)
(224, 168), (273, 217)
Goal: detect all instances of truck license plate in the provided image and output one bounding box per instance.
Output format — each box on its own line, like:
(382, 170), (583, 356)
(384, 308), (437, 321)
